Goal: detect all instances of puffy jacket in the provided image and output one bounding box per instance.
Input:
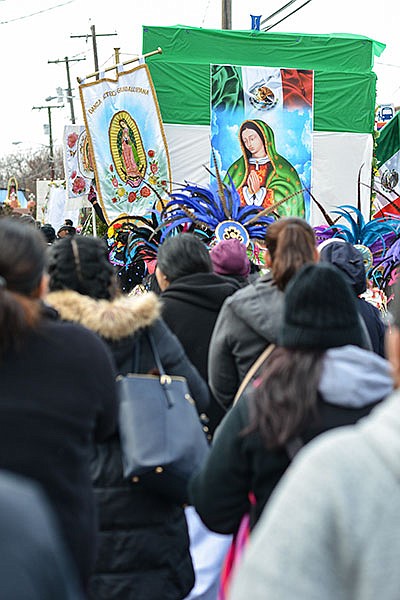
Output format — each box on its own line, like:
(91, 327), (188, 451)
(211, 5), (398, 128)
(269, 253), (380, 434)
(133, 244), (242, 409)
(46, 290), (210, 600)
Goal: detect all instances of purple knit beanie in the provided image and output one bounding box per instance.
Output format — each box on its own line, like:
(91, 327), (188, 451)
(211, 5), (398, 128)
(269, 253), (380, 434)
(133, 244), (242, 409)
(210, 239), (251, 277)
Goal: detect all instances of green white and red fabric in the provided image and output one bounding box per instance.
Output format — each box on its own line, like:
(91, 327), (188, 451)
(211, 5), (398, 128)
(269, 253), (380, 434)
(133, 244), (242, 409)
(374, 112), (400, 218)
(142, 26), (385, 225)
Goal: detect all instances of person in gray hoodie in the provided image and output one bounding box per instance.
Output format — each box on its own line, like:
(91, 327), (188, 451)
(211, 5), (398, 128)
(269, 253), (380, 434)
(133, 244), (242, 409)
(230, 288), (400, 600)
(190, 264), (392, 535)
(208, 217), (317, 410)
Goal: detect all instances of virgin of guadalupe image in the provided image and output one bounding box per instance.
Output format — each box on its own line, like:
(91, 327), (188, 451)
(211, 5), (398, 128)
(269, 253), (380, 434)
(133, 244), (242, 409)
(225, 119), (305, 217)
(109, 111), (147, 188)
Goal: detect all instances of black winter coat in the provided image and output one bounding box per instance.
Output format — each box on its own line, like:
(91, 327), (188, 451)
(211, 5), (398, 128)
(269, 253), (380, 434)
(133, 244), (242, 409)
(0, 317), (117, 588)
(46, 290), (210, 600)
(190, 346), (391, 533)
(161, 271), (240, 435)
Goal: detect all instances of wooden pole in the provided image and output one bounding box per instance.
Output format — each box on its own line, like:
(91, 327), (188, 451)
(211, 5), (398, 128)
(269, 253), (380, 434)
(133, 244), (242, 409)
(114, 48), (120, 77)
(91, 24), (100, 80)
(77, 47), (162, 83)
(222, 0), (232, 29)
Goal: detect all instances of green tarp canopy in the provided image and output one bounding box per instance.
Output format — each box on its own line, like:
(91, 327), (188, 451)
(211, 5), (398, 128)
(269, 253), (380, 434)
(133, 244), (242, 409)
(142, 25), (385, 134)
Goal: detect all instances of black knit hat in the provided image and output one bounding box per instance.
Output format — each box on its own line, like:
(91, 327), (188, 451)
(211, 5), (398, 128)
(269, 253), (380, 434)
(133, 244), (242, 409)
(279, 263), (364, 350)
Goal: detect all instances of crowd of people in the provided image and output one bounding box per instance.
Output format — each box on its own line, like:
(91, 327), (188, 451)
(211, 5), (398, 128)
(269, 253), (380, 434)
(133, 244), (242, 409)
(0, 208), (398, 600)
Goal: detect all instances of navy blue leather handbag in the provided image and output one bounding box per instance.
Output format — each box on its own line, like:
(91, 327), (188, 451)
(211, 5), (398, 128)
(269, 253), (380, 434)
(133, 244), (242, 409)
(117, 329), (209, 503)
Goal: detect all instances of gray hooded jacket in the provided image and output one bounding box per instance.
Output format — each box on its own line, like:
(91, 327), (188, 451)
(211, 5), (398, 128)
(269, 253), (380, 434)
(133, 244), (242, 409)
(231, 385), (400, 600)
(208, 272), (283, 409)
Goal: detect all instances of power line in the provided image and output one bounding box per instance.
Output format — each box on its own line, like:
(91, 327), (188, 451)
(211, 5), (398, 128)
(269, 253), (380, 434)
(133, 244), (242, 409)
(376, 61), (400, 69)
(0, 0), (75, 25)
(201, 0), (212, 26)
(262, 0), (313, 31)
(32, 104), (64, 180)
(71, 24), (117, 80)
(260, 0), (300, 26)
(48, 56), (86, 124)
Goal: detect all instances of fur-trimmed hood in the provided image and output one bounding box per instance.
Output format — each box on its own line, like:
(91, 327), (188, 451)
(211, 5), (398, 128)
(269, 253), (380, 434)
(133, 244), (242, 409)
(45, 290), (161, 341)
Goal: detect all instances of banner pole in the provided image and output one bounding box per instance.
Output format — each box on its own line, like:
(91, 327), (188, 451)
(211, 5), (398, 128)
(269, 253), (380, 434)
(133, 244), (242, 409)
(92, 206), (97, 237)
(77, 47), (162, 83)
(114, 47), (120, 75)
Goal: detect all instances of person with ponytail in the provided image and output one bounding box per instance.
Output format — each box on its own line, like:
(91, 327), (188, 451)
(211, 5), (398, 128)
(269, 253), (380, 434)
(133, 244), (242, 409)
(190, 263), (392, 537)
(208, 217), (317, 411)
(46, 234), (209, 600)
(0, 218), (118, 592)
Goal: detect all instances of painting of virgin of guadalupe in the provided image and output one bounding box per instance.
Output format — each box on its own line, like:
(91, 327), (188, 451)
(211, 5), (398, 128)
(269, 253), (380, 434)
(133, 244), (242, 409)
(109, 111), (147, 187)
(225, 119), (305, 217)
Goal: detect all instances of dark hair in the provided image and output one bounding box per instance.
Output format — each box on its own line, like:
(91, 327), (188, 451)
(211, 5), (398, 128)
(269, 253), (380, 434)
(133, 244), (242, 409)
(240, 121), (266, 160)
(265, 218), (316, 290)
(319, 240), (366, 295)
(40, 224), (56, 244)
(57, 225), (76, 237)
(0, 218), (47, 361)
(48, 236), (116, 300)
(18, 214), (37, 228)
(157, 234), (212, 283)
(64, 219), (73, 227)
(245, 347), (324, 448)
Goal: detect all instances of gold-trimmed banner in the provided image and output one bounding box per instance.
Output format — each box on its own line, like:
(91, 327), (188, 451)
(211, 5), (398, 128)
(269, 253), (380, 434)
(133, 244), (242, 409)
(79, 63), (171, 223)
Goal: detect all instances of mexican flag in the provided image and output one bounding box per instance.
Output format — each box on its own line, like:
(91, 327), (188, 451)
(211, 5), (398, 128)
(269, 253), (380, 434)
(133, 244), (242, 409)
(373, 111), (400, 218)
(142, 26), (385, 225)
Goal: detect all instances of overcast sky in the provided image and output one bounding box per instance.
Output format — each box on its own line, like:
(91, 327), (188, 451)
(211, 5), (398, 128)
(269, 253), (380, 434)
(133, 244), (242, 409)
(0, 0), (399, 156)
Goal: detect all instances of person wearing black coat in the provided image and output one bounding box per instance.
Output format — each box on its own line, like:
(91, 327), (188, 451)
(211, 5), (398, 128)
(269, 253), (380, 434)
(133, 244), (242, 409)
(47, 235), (210, 600)
(0, 219), (118, 592)
(156, 233), (240, 436)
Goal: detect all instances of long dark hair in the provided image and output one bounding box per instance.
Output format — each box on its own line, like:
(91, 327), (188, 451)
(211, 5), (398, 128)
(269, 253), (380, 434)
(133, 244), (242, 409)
(0, 218), (47, 361)
(265, 218), (316, 290)
(245, 347), (324, 448)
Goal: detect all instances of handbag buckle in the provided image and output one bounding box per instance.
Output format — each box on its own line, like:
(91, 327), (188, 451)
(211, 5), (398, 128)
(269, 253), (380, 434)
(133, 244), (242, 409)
(160, 374), (172, 386)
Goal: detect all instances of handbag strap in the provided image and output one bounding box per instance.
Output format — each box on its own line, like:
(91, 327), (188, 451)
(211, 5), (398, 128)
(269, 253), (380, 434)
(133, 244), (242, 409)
(146, 329), (165, 375)
(233, 344), (276, 406)
(130, 328), (165, 375)
(132, 330), (142, 373)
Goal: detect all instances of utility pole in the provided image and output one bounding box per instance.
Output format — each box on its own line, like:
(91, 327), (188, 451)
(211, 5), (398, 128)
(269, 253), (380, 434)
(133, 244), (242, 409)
(222, 0), (232, 29)
(71, 25), (117, 80)
(32, 104), (64, 180)
(48, 56), (86, 123)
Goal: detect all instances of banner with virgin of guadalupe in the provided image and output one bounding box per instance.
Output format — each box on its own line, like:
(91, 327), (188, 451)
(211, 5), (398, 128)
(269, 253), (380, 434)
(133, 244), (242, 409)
(211, 65), (313, 219)
(64, 125), (95, 199)
(79, 63), (171, 222)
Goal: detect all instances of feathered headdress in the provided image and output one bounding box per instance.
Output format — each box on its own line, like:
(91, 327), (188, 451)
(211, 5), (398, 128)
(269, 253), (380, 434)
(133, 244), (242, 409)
(155, 144), (306, 248)
(314, 205), (400, 273)
(159, 178), (275, 244)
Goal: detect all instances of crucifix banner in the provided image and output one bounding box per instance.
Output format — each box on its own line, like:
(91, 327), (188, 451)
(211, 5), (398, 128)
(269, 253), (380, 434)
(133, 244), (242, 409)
(79, 63), (171, 222)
